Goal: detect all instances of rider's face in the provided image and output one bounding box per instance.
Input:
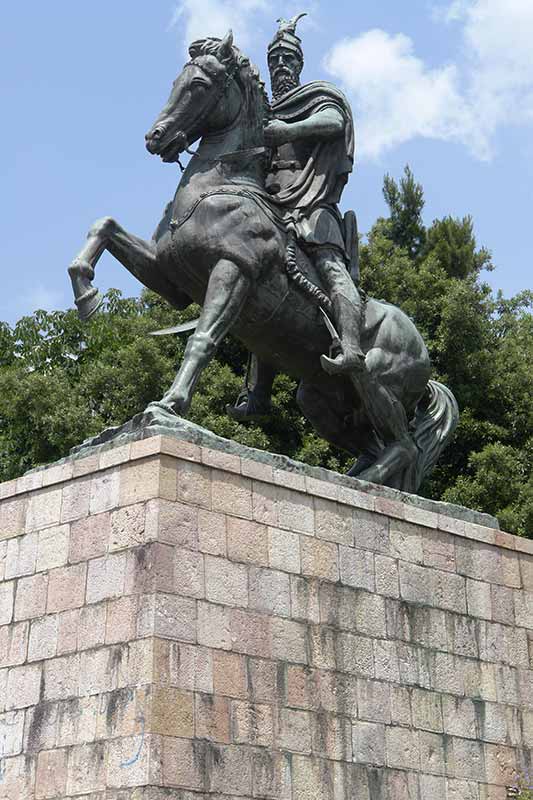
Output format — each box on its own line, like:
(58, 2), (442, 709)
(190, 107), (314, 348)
(268, 48), (301, 96)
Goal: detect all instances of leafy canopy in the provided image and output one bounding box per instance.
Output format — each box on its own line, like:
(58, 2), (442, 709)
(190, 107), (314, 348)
(2, 166), (533, 536)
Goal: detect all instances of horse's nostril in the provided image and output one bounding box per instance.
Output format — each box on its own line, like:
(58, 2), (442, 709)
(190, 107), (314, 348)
(152, 128), (163, 140)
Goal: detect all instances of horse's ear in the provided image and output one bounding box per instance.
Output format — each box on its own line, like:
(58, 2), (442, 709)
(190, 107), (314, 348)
(218, 30), (234, 60)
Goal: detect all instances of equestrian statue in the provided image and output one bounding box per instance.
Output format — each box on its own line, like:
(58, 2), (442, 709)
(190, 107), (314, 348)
(68, 15), (459, 494)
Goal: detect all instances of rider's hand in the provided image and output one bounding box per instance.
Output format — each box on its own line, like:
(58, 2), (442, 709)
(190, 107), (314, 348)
(264, 120), (294, 146)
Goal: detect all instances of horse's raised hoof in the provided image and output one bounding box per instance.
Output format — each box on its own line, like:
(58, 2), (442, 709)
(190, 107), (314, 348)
(320, 351), (366, 376)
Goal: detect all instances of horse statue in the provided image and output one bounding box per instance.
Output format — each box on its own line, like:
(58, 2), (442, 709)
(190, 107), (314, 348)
(68, 31), (458, 493)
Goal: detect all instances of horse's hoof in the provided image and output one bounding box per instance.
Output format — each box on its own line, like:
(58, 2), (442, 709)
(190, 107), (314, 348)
(146, 401), (178, 417)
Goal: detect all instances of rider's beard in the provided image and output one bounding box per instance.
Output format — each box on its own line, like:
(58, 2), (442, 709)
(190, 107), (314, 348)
(271, 69), (300, 101)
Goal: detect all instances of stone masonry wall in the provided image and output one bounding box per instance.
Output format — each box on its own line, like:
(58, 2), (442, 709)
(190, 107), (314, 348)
(1, 435), (533, 800)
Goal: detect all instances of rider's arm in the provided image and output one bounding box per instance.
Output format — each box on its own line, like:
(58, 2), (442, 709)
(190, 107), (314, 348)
(264, 107), (344, 146)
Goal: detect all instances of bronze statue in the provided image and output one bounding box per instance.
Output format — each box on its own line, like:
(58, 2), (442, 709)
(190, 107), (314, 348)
(68, 22), (458, 493)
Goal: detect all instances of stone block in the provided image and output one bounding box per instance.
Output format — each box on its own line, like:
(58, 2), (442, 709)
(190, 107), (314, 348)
(177, 460), (211, 510)
(249, 567), (290, 617)
(315, 498), (353, 546)
(26, 487), (63, 532)
(66, 742), (107, 795)
(109, 502), (146, 551)
(6, 531), (38, 578)
(452, 736), (486, 781)
(231, 608), (272, 658)
(174, 547), (205, 599)
(292, 754), (334, 800)
(0, 496), (27, 540)
(0, 620), (28, 667)
(277, 488), (315, 535)
(119, 456), (176, 506)
(208, 743), (253, 795)
(386, 726), (420, 771)
(0, 579), (15, 625)
(268, 527), (301, 574)
(213, 650), (248, 698)
(47, 563), (87, 613)
(352, 509), (389, 553)
(35, 747), (69, 798)
(291, 575), (320, 623)
(374, 554), (399, 598)
(357, 678), (391, 724)
(153, 593), (196, 642)
(467, 578), (493, 620)
(0, 709), (25, 756)
(28, 614), (59, 662)
(278, 707), (313, 753)
(145, 498), (198, 549)
(232, 700), (274, 746)
(271, 617), (308, 663)
(60, 476), (91, 523)
(339, 546), (375, 591)
(252, 481), (279, 527)
(227, 517), (268, 566)
(197, 600), (232, 650)
(86, 553), (126, 604)
(37, 525), (70, 572)
(106, 595), (139, 644)
(212, 470), (252, 519)
(205, 555), (248, 607)
(247, 657), (277, 703)
(125, 542), (174, 595)
(15, 572), (48, 620)
(69, 512), (110, 563)
(89, 468), (121, 514)
(198, 508), (226, 556)
(195, 692), (231, 742)
(150, 686), (194, 737)
(389, 520), (424, 563)
(374, 639), (400, 683)
(301, 537), (339, 582)
(45, 653), (80, 701)
(352, 720), (386, 765)
(6, 662), (42, 708)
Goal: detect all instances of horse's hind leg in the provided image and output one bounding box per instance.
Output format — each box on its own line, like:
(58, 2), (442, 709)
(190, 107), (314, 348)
(68, 216), (189, 318)
(296, 379), (361, 455)
(351, 349), (418, 487)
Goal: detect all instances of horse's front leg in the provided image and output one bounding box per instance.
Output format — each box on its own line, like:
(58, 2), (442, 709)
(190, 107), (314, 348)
(157, 259), (250, 415)
(68, 216), (189, 319)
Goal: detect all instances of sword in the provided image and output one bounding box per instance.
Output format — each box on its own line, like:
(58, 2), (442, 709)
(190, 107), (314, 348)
(149, 318), (200, 336)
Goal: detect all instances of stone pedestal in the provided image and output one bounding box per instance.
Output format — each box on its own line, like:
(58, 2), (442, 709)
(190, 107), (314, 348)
(1, 435), (533, 799)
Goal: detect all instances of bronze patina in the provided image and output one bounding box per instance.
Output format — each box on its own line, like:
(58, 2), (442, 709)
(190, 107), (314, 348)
(68, 22), (458, 493)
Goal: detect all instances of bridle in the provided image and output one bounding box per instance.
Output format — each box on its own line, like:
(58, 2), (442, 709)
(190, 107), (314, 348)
(174, 58), (241, 170)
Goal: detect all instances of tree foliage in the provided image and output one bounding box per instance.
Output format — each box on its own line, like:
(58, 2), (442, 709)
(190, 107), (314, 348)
(2, 166), (533, 536)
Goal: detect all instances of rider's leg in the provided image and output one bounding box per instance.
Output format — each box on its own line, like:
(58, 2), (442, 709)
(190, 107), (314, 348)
(227, 354), (277, 422)
(313, 247), (365, 375)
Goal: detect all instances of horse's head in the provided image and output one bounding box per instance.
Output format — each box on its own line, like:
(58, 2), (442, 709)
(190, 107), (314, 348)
(145, 31), (268, 162)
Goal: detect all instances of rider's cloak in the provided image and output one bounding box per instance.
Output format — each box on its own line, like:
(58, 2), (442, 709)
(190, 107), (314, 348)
(271, 80), (355, 212)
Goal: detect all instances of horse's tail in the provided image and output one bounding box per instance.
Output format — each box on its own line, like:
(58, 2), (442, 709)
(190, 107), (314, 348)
(411, 380), (459, 487)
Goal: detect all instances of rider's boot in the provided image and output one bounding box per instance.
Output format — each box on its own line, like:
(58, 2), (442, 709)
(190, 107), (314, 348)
(226, 356), (276, 422)
(320, 290), (366, 375)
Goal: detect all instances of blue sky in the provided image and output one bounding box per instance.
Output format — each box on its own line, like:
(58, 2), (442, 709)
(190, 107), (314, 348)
(1, 0), (532, 326)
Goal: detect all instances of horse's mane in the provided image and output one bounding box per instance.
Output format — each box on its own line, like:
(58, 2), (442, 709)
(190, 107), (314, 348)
(189, 38), (270, 147)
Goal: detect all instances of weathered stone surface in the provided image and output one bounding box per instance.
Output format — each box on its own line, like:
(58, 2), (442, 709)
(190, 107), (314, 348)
(1, 446), (529, 800)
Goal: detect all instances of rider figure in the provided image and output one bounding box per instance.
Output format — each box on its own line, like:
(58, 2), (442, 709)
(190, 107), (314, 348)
(228, 13), (365, 421)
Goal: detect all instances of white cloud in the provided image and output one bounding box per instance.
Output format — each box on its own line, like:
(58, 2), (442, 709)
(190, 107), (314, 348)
(324, 29), (482, 160)
(169, 0), (269, 52)
(325, 0), (533, 160)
